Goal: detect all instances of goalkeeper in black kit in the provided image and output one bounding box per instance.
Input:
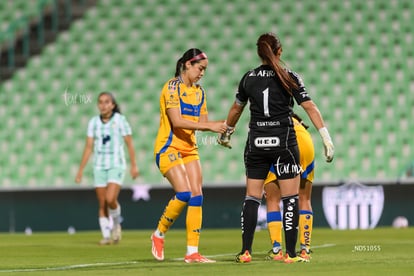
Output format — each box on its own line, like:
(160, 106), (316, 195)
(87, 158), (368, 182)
(219, 32), (334, 263)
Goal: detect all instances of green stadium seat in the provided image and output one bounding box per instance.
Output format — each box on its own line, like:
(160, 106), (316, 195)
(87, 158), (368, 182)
(1, 0), (413, 188)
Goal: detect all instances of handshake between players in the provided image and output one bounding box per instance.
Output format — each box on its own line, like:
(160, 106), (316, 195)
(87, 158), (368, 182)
(216, 117), (335, 163)
(217, 122), (234, 149)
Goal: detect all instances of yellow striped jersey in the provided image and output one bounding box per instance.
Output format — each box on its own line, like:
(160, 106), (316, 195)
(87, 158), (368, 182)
(154, 76), (208, 156)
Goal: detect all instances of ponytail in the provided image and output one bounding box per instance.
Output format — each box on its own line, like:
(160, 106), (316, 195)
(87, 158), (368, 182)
(175, 57), (184, 77)
(257, 33), (299, 93)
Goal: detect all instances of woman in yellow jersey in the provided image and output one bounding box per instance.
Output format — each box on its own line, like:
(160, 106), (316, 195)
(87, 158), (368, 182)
(264, 113), (315, 262)
(151, 48), (226, 263)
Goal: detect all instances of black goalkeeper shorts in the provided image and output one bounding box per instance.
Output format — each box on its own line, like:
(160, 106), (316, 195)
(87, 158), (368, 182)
(244, 145), (301, 180)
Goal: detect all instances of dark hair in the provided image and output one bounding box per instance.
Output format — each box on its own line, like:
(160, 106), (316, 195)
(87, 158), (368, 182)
(174, 48), (207, 77)
(98, 92), (121, 114)
(256, 33), (299, 93)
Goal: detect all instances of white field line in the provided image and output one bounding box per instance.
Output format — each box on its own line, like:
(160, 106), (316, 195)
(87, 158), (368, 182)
(172, 243), (337, 261)
(0, 243), (336, 272)
(0, 261), (139, 273)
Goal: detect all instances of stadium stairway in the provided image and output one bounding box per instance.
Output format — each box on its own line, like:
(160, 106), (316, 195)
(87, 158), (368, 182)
(0, 0), (97, 81)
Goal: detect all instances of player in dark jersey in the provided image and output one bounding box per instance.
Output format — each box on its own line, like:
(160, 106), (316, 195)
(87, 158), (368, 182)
(219, 32), (334, 263)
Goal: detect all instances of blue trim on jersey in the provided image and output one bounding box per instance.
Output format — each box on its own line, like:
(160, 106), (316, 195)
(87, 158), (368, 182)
(155, 130), (174, 168)
(188, 195), (203, 206)
(299, 210), (313, 215)
(301, 160), (315, 179)
(179, 88), (205, 117)
(267, 211), (282, 223)
(269, 164), (276, 174)
(176, 191), (191, 202)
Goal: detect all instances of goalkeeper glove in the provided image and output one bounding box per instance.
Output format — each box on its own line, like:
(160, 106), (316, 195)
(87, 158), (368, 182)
(218, 125), (234, 149)
(318, 127), (334, 162)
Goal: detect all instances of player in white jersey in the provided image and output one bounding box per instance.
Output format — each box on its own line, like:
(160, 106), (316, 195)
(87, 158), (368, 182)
(75, 92), (139, 245)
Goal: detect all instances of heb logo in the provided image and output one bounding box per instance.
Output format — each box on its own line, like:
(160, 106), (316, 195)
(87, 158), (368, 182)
(322, 181), (384, 230)
(254, 137), (280, 147)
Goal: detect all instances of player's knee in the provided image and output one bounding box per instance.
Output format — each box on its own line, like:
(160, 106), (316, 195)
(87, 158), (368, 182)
(105, 198), (117, 208)
(266, 189), (281, 202)
(245, 195), (262, 204)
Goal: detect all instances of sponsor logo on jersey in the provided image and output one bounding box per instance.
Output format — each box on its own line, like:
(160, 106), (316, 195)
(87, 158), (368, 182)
(256, 121), (281, 127)
(167, 94), (179, 106)
(255, 70), (275, 77)
(102, 135), (111, 145)
(254, 137), (280, 147)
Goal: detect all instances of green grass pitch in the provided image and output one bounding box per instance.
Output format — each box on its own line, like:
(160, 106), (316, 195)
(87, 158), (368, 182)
(0, 227), (412, 275)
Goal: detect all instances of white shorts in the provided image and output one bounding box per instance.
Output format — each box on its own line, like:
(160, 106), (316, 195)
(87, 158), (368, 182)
(93, 167), (125, 187)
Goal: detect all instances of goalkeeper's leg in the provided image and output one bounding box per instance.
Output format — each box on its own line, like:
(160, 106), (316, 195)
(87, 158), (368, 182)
(239, 178), (264, 255)
(279, 176), (300, 259)
(240, 196), (261, 254)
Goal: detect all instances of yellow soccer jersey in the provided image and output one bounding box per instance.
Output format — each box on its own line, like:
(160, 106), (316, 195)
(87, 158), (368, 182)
(154, 77), (208, 156)
(293, 117), (315, 181)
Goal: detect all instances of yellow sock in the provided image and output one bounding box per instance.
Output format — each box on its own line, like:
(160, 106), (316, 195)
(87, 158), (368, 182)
(299, 210), (313, 250)
(186, 206), (202, 247)
(268, 221), (283, 248)
(267, 211), (282, 249)
(186, 196), (203, 249)
(157, 193), (189, 234)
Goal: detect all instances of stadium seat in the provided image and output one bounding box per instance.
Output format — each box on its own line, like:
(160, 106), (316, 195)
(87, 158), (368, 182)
(1, 0), (413, 188)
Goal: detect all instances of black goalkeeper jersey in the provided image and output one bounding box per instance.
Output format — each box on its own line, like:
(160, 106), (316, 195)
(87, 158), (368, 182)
(236, 65), (311, 150)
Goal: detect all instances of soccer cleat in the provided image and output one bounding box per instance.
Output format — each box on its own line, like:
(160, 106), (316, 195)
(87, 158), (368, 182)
(235, 250), (252, 263)
(151, 233), (165, 261)
(99, 238), (112, 245)
(184, 253), (216, 263)
(283, 253), (309, 263)
(266, 249), (284, 261)
(111, 224), (122, 244)
(299, 249), (312, 261)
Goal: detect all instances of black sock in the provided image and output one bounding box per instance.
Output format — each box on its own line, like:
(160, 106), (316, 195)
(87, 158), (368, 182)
(240, 197), (261, 254)
(282, 194), (299, 258)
